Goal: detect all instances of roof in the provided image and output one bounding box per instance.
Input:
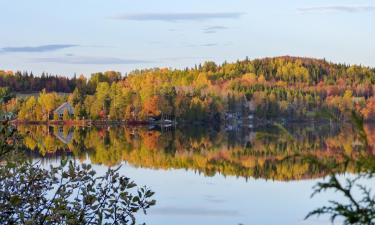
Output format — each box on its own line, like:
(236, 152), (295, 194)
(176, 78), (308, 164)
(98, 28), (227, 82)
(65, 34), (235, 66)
(54, 102), (74, 114)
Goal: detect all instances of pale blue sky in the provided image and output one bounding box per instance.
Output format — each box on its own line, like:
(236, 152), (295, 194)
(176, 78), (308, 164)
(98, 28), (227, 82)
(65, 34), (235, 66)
(0, 0), (374, 76)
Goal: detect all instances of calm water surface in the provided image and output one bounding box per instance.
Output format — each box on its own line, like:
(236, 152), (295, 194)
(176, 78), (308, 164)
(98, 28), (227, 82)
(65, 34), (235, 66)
(18, 123), (375, 225)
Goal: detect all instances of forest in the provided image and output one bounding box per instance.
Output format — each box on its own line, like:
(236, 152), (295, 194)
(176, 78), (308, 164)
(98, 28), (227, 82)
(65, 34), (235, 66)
(1, 56), (375, 123)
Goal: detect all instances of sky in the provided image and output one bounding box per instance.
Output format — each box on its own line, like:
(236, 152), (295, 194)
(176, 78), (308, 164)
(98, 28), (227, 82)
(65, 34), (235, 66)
(0, 0), (374, 77)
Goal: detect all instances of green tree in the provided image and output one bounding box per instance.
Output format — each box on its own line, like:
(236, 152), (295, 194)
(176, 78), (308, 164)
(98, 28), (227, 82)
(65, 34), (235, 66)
(95, 82), (111, 116)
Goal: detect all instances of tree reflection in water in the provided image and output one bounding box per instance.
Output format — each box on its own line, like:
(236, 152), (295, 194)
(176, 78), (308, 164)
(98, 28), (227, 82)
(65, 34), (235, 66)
(17, 123), (375, 181)
(17, 122), (375, 223)
(304, 118), (375, 224)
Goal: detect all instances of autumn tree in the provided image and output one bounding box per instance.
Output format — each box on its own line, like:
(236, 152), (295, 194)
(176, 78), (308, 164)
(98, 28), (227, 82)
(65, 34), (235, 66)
(38, 90), (59, 121)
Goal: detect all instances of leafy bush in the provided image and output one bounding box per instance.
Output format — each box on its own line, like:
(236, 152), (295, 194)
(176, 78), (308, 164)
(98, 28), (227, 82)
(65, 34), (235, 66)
(0, 121), (155, 225)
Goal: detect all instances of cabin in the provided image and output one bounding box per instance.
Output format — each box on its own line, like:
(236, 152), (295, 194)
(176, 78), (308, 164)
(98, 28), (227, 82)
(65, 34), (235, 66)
(54, 102), (74, 120)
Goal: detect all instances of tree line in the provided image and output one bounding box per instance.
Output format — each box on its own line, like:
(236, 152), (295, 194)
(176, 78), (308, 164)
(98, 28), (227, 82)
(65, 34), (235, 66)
(0, 70), (121, 93)
(3, 56), (375, 122)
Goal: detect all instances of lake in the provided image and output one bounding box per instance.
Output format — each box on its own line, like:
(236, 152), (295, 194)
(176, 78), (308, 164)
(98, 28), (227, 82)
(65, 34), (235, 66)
(16, 123), (375, 225)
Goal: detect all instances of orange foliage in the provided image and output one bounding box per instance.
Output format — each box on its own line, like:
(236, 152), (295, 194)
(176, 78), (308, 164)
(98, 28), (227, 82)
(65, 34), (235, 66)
(143, 96), (161, 116)
(361, 97), (375, 121)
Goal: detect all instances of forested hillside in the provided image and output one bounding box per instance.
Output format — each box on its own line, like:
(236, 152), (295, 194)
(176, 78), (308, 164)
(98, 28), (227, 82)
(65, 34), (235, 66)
(2, 56), (375, 122)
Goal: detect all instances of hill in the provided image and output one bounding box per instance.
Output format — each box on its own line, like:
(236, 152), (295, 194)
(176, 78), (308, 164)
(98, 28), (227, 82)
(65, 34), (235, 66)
(2, 56), (375, 122)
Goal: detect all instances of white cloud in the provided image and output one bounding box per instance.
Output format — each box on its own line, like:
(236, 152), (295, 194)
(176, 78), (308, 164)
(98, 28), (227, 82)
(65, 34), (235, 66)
(112, 12), (244, 22)
(31, 56), (152, 65)
(298, 5), (375, 13)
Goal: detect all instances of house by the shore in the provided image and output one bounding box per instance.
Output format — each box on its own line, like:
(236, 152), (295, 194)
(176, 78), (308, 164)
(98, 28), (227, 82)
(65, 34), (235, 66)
(54, 102), (74, 120)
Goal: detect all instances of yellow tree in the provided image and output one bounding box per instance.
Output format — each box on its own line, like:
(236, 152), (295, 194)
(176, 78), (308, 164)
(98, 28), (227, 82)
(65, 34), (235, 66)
(38, 90), (58, 121)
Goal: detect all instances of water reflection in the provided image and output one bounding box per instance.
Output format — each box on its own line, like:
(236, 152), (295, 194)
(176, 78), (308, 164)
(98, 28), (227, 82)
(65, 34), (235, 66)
(17, 123), (375, 181)
(54, 126), (74, 144)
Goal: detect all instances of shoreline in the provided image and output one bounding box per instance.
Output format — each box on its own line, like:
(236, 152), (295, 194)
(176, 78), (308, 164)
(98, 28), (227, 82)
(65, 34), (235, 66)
(11, 118), (374, 127)
(11, 119), (150, 126)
